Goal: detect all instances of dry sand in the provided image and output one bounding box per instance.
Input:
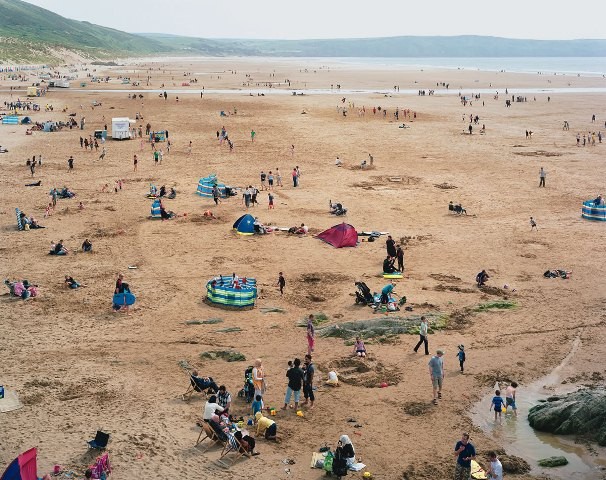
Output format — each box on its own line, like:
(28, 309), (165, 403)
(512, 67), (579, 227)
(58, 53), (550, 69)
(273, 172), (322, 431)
(1, 58), (605, 480)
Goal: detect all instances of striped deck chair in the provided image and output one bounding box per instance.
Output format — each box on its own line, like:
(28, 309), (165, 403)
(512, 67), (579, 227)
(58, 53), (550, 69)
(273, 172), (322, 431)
(16, 208), (24, 231)
(196, 422), (226, 452)
(181, 371), (210, 402)
(217, 432), (250, 467)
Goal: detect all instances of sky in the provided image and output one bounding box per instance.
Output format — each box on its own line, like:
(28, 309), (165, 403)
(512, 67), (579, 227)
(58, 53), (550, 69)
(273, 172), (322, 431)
(21, 0), (606, 40)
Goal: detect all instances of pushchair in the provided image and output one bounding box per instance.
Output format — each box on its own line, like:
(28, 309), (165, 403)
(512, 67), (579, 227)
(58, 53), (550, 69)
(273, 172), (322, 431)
(354, 281), (374, 305)
(237, 365), (255, 403)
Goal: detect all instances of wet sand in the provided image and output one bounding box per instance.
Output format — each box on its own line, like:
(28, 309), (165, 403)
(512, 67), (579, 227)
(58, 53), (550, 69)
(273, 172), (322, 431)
(1, 58), (605, 480)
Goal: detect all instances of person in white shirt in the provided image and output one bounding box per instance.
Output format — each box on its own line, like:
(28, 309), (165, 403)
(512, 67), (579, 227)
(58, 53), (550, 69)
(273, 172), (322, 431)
(487, 451), (503, 480)
(203, 395), (224, 422)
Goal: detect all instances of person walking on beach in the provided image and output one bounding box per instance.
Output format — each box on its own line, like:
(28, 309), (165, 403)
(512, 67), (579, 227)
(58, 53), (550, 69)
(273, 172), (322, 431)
(429, 349), (444, 405)
(133, 154), (138, 172)
(505, 382), (518, 417)
(67, 156), (74, 171)
(530, 217), (538, 231)
(539, 167), (546, 187)
(491, 389), (505, 423)
(99, 147), (106, 161)
(212, 185), (220, 206)
(251, 129), (256, 142)
(292, 167), (298, 187)
(277, 272), (286, 295)
(453, 433), (476, 480)
(413, 316), (429, 355)
(307, 314), (315, 355)
(268, 192), (274, 209)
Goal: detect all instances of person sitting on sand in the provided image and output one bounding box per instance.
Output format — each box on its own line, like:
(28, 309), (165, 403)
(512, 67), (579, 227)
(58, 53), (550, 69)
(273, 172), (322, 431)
(53, 239), (68, 255)
(593, 194), (604, 206)
(203, 210), (217, 219)
(192, 371), (220, 394)
(82, 239), (92, 252)
(337, 435), (356, 467)
(168, 187), (177, 199)
(255, 411), (277, 440)
(159, 185), (166, 197)
(253, 217), (267, 234)
(296, 223), (309, 235)
(326, 370), (339, 386)
(476, 269), (490, 287)
(159, 201), (175, 220)
(335, 156), (343, 167)
(383, 256), (396, 274)
(65, 276), (86, 289)
(353, 337), (367, 357)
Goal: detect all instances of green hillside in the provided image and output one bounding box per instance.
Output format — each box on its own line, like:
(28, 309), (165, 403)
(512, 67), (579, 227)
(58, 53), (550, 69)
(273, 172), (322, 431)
(0, 0), (169, 63)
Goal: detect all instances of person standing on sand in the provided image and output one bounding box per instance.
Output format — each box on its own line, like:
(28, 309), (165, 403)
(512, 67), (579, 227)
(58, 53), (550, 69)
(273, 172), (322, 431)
(530, 217), (538, 231)
(292, 167), (298, 187)
(413, 316), (429, 355)
(276, 168), (283, 187)
(453, 433), (476, 480)
(67, 156), (74, 171)
(486, 452), (503, 480)
(386, 235), (397, 258)
(133, 154), (138, 172)
(277, 272), (286, 295)
(252, 359), (266, 398)
(282, 358), (304, 411)
(396, 244), (404, 272)
(429, 349), (444, 405)
(302, 354), (315, 409)
(251, 129), (256, 142)
(539, 167), (546, 187)
(307, 314), (315, 355)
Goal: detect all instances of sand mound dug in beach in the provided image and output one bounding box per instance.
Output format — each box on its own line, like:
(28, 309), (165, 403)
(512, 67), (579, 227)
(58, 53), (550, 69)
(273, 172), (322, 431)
(319, 356), (402, 388)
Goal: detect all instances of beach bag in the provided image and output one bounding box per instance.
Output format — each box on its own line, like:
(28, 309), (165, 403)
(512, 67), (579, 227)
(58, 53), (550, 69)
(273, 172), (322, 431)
(323, 451), (334, 473)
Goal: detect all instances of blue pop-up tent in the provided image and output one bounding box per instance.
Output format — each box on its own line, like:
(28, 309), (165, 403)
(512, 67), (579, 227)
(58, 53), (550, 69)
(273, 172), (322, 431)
(233, 214), (255, 235)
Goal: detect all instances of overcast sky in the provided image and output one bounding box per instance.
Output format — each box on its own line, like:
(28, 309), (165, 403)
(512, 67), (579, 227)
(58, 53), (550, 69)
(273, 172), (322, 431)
(22, 0), (606, 40)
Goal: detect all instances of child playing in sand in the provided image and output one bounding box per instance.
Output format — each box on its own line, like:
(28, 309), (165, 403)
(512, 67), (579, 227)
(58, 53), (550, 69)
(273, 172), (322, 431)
(353, 337), (366, 357)
(491, 390), (505, 422)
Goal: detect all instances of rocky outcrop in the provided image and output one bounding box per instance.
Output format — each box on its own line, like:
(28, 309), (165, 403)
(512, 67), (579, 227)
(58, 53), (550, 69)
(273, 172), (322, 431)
(528, 388), (606, 446)
(538, 456), (568, 467)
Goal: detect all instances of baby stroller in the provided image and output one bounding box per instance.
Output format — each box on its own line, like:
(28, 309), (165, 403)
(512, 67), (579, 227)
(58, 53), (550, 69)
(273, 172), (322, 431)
(238, 365), (255, 403)
(354, 281), (374, 305)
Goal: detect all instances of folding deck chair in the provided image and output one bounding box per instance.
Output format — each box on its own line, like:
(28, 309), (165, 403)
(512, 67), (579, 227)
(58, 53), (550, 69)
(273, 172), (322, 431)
(182, 371), (210, 401)
(196, 422), (226, 452)
(216, 432), (250, 467)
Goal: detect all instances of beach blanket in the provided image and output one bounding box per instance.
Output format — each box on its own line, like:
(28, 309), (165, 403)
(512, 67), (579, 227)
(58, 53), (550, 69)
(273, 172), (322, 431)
(0, 389), (23, 413)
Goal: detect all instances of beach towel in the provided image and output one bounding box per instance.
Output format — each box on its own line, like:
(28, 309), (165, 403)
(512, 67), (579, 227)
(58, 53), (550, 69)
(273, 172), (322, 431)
(0, 389), (23, 413)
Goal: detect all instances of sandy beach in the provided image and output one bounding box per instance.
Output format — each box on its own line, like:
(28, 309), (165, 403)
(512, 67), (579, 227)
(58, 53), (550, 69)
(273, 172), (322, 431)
(1, 58), (605, 480)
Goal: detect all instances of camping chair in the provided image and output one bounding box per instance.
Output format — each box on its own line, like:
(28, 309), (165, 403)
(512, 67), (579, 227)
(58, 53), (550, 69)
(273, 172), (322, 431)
(87, 431), (110, 450)
(182, 371), (210, 401)
(216, 432), (250, 467)
(196, 422), (226, 451)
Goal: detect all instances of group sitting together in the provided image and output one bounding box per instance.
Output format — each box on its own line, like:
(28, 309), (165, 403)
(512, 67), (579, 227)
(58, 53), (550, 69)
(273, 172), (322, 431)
(49, 240), (68, 255)
(287, 223), (309, 235)
(329, 200), (347, 216)
(148, 184), (177, 199)
(592, 194), (604, 206)
(19, 212), (44, 229)
(449, 201), (467, 215)
(4, 279), (39, 299)
(211, 273), (250, 290)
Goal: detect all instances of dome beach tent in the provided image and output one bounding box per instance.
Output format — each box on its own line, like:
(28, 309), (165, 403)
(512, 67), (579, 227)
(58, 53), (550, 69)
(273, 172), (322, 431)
(316, 223), (358, 248)
(0, 447), (38, 480)
(581, 200), (606, 221)
(196, 174), (226, 198)
(233, 214), (255, 235)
